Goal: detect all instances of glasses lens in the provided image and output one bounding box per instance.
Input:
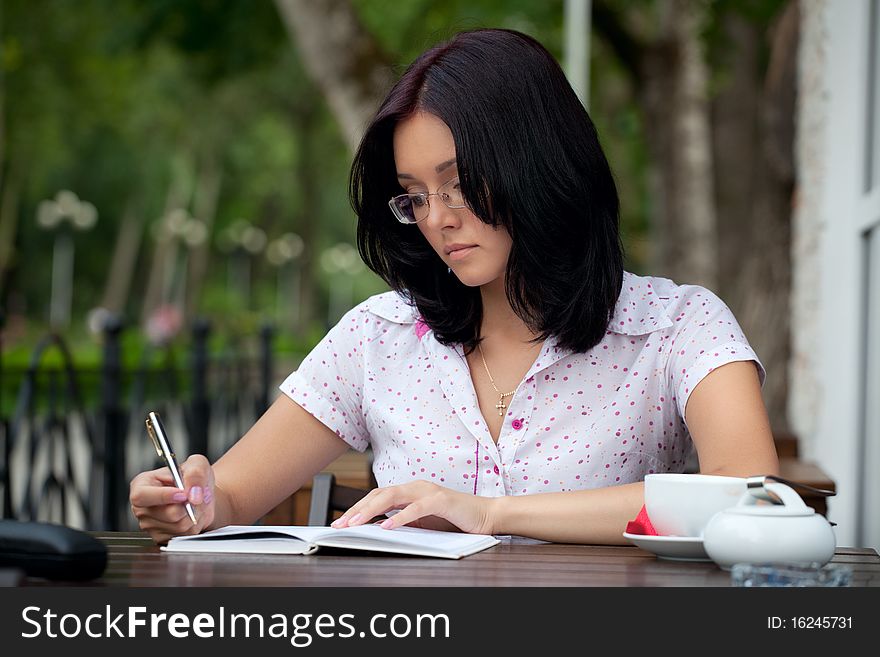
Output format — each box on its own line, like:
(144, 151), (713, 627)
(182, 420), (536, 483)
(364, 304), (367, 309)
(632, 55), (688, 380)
(390, 182), (464, 224)
(439, 179), (465, 208)
(391, 194), (428, 223)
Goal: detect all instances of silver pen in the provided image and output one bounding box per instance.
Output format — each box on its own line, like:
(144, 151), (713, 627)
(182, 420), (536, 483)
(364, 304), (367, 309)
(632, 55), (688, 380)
(145, 411), (197, 525)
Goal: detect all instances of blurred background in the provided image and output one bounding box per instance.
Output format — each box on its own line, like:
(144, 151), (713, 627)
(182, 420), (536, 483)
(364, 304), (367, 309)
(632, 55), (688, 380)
(0, 1), (877, 549)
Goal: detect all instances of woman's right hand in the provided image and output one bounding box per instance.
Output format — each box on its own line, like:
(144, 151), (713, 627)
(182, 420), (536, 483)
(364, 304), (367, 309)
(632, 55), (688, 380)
(129, 454), (217, 544)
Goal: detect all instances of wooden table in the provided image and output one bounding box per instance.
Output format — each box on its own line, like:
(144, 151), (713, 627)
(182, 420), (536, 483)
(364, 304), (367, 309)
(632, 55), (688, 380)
(16, 532), (880, 587)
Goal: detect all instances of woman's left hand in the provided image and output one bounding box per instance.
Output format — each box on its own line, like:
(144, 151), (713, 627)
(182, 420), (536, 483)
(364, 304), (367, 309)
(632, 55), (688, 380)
(330, 481), (496, 534)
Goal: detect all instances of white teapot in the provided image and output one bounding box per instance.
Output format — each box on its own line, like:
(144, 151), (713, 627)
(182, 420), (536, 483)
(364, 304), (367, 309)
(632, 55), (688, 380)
(702, 477), (836, 570)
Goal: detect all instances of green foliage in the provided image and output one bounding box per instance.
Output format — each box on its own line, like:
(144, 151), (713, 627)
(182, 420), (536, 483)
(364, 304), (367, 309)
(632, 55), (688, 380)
(2, 0), (355, 334)
(1, 0), (786, 366)
(354, 0), (565, 62)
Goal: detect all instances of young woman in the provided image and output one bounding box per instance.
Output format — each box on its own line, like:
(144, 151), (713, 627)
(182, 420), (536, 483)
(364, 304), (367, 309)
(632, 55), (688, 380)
(130, 28), (778, 545)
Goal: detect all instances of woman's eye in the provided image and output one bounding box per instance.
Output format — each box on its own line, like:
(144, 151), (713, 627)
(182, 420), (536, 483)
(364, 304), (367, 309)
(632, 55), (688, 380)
(411, 195), (428, 207)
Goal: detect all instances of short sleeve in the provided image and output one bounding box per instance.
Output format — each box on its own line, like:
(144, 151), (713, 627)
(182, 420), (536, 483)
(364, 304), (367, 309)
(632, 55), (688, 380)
(664, 286), (765, 424)
(278, 304), (370, 452)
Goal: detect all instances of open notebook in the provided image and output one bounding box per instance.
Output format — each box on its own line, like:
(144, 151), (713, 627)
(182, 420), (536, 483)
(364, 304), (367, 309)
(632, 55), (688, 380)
(161, 524), (500, 560)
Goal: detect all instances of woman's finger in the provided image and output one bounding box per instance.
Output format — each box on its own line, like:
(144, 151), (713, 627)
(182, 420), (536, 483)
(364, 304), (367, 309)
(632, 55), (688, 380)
(332, 487), (399, 527)
(333, 482), (439, 528)
(377, 498), (434, 530)
(154, 504), (191, 525)
(179, 455), (213, 507)
(130, 482), (192, 509)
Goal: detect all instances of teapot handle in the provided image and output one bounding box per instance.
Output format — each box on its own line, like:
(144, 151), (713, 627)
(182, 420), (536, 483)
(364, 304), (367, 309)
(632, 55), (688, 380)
(745, 474), (835, 503)
(739, 481), (811, 511)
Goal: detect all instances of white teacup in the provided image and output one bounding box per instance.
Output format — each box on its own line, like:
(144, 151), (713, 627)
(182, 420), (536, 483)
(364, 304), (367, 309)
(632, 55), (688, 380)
(644, 473), (746, 537)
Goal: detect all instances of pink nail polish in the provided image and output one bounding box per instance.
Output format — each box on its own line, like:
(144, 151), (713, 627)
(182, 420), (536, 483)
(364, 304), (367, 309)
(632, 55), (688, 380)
(349, 513), (362, 525)
(172, 492), (187, 502)
(380, 519), (394, 529)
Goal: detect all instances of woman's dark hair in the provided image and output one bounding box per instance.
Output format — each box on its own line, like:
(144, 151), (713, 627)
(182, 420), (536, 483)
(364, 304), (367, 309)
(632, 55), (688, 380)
(351, 28), (623, 354)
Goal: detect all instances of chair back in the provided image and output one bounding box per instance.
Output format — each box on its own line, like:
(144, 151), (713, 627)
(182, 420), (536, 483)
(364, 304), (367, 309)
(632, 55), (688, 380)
(307, 473), (369, 526)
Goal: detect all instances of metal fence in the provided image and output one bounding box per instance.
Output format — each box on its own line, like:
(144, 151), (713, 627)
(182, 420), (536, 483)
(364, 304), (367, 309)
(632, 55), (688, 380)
(0, 314), (287, 531)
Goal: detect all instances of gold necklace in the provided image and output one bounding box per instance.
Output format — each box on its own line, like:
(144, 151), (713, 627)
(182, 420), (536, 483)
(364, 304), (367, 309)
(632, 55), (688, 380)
(477, 343), (519, 416)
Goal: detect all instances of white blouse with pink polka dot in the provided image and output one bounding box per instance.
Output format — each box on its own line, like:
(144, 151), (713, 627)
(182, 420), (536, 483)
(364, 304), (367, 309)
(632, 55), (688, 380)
(279, 271), (764, 498)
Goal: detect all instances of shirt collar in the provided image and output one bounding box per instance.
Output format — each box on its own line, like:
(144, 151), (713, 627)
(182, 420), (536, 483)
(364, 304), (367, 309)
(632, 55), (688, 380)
(364, 271), (674, 339)
(607, 271), (674, 336)
(364, 291), (419, 325)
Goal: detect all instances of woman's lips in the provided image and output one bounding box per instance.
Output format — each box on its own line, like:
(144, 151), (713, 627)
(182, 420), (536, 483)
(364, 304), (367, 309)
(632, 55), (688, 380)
(448, 246), (477, 261)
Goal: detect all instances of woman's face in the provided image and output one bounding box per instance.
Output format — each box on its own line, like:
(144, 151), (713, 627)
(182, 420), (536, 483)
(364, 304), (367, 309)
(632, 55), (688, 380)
(392, 111), (512, 288)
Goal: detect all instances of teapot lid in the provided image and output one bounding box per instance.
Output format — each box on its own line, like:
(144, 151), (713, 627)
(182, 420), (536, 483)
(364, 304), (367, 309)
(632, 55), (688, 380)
(725, 503), (815, 517)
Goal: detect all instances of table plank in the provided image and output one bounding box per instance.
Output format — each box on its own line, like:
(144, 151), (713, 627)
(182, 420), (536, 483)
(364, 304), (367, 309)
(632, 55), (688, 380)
(17, 532), (876, 588)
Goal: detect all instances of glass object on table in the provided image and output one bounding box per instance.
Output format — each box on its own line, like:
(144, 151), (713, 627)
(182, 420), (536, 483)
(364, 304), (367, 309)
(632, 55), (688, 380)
(730, 562), (852, 587)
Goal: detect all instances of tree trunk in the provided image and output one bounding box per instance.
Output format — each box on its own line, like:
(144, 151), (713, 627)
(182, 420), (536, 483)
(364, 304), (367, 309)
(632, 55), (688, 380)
(273, 0), (395, 332)
(595, 0), (796, 431)
(638, 0), (718, 290)
(292, 102), (319, 333)
(668, 1), (718, 291)
(99, 205), (143, 315)
(0, 166), (19, 297)
(140, 155), (195, 326)
(185, 156), (223, 322)
(709, 2), (798, 433)
(274, 0), (393, 152)
(731, 0), (798, 432)
(711, 15), (760, 301)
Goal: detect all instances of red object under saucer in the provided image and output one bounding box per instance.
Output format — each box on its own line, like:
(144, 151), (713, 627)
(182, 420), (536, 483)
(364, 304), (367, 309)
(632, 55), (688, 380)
(625, 505), (659, 536)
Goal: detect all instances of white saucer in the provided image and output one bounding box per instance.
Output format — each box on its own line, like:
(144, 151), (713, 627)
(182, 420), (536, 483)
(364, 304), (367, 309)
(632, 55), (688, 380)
(622, 532), (711, 562)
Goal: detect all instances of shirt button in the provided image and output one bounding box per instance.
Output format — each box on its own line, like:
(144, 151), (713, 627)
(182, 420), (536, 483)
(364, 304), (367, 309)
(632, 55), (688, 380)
(511, 418), (523, 430)
(493, 464), (500, 475)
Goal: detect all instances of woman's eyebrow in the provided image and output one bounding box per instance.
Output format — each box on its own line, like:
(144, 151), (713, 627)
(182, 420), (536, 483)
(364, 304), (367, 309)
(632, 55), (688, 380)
(435, 158), (457, 173)
(397, 158), (458, 180)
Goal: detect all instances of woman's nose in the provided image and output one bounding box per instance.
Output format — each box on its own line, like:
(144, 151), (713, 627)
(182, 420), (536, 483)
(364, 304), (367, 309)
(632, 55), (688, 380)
(425, 195), (460, 228)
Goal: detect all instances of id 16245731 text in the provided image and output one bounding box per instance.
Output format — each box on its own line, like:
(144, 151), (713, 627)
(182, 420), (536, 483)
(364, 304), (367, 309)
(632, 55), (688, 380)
(767, 617), (853, 630)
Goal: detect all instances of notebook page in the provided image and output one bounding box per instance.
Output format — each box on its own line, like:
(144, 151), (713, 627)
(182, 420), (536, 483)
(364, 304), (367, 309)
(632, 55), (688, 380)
(315, 524), (498, 552)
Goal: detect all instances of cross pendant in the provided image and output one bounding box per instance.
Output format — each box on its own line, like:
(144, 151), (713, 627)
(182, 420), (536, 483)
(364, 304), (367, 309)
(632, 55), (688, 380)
(495, 398), (506, 416)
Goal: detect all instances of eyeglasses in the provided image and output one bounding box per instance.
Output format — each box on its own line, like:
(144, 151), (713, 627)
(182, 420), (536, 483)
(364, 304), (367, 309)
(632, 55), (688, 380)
(388, 178), (466, 224)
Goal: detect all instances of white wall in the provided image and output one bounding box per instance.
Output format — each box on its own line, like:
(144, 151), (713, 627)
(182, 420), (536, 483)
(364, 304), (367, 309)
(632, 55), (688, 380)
(793, 0), (880, 549)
